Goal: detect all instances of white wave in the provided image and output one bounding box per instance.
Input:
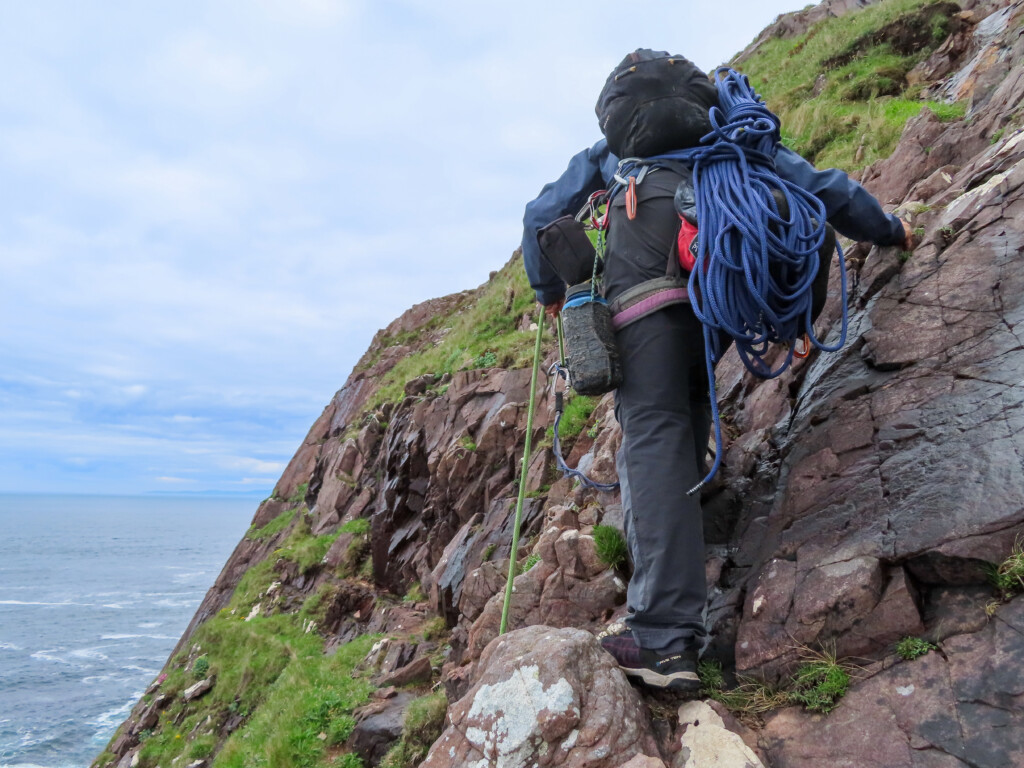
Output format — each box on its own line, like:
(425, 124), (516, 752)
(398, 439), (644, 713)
(153, 598), (196, 608)
(81, 674), (115, 685)
(30, 649), (76, 666)
(100, 633), (177, 641)
(0, 641), (22, 651)
(0, 600), (94, 607)
(171, 571), (207, 583)
(137, 622), (161, 628)
(121, 665), (159, 675)
(102, 603), (125, 609)
(90, 695), (142, 741)
(69, 647), (112, 663)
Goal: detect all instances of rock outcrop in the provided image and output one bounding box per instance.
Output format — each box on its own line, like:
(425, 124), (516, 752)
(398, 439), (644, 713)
(423, 626), (661, 768)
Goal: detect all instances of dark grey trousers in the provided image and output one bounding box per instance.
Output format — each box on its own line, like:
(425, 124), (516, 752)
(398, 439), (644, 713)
(604, 168), (715, 654)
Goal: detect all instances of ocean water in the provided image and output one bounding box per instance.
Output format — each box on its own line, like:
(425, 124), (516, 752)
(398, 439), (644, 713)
(0, 494), (257, 768)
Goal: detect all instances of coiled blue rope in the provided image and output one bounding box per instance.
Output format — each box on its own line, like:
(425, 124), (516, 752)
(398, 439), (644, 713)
(611, 68), (849, 494)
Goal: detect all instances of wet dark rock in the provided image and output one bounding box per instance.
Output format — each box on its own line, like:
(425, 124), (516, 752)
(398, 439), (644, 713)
(350, 691), (415, 767)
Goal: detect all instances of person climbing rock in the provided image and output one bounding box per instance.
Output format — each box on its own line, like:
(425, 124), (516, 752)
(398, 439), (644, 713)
(520, 50), (912, 692)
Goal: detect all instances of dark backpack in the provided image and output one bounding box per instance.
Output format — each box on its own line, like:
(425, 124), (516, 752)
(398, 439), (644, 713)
(595, 49), (719, 158)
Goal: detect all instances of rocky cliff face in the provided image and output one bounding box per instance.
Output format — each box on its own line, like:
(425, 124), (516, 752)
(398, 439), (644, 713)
(96, 1), (1024, 767)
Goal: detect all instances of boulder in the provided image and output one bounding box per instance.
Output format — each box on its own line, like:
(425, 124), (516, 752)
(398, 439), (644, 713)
(182, 678), (214, 702)
(421, 626), (661, 767)
(677, 701), (765, 768)
(350, 691), (415, 766)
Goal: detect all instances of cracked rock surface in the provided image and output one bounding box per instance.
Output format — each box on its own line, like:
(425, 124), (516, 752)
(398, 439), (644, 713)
(422, 626), (660, 768)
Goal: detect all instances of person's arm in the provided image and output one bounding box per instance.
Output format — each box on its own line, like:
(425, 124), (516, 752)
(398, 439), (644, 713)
(774, 146), (910, 248)
(522, 140), (613, 309)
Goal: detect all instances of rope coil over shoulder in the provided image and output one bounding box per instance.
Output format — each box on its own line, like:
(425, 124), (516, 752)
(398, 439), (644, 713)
(603, 68), (850, 494)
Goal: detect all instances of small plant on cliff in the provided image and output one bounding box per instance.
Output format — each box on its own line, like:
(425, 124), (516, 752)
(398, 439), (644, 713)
(896, 636), (936, 660)
(420, 616), (449, 642)
(787, 646), (852, 714)
(518, 553), (541, 575)
(992, 537), (1024, 599)
(403, 582), (426, 603)
(191, 656), (210, 679)
(459, 435), (478, 453)
(340, 518), (371, 535)
(288, 482), (309, 505)
(551, 394), (597, 442)
(379, 691), (449, 768)
(246, 507), (297, 540)
(698, 660), (790, 717)
(593, 525), (628, 571)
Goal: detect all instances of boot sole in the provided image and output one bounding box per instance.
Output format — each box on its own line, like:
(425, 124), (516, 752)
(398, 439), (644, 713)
(621, 665), (701, 691)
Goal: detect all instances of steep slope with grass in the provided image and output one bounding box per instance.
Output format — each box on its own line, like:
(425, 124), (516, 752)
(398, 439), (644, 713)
(95, 1), (1024, 766)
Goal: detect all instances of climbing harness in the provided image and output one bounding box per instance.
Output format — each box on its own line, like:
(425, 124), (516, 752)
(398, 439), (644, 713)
(500, 306), (546, 635)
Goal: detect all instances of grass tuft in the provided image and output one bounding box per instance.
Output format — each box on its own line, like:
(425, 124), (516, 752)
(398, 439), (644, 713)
(738, 0), (965, 170)
(592, 525), (628, 570)
(378, 691), (448, 768)
(787, 646), (852, 714)
(991, 537), (1024, 599)
(896, 636), (936, 660)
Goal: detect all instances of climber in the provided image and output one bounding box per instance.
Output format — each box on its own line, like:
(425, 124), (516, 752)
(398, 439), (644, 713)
(520, 49), (913, 692)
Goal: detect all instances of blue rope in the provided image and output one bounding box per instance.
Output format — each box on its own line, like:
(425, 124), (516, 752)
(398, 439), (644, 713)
(610, 68), (849, 495)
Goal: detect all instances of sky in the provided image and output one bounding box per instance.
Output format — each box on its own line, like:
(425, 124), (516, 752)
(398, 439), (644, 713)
(0, 0), (806, 495)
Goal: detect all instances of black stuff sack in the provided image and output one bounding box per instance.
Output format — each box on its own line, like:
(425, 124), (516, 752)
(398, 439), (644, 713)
(538, 216), (599, 287)
(595, 49), (719, 159)
(560, 281), (623, 396)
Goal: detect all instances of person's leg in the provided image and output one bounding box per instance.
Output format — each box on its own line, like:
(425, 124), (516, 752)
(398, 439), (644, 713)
(614, 304), (709, 654)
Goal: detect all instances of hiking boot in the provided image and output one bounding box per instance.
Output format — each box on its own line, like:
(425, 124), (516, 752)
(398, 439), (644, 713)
(598, 623), (700, 692)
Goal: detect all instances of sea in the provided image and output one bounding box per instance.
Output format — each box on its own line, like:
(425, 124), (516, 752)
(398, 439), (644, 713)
(0, 494), (258, 768)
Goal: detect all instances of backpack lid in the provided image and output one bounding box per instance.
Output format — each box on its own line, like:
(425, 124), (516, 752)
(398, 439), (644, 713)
(595, 49), (720, 158)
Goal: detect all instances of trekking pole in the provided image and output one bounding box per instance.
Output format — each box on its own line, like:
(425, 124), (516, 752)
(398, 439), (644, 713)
(499, 305), (546, 635)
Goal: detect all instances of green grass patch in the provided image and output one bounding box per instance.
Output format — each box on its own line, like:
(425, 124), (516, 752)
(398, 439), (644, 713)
(738, 0), (964, 170)
(592, 525), (628, 570)
(787, 649), (851, 714)
(247, 507), (298, 541)
(339, 518), (371, 535)
(517, 553), (541, 575)
(699, 646), (854, 717)
(378, 691), (448, 768)
(366, 260), (538, 410)
(212, 633), (379, 768)
(992, 537), (1024, 599)
(289, 482), (310, 505)
(403, 582), (426, 603)
(548, 394), (597, 446)
(420, 617), (449, 642)
(698, 660), (790, 715)
(896, 636), (936, 660)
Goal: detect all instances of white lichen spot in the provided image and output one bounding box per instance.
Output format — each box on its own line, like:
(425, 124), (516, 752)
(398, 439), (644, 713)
(561, 729), (579, 751)
(752, 596), (765, 616)
(449, 747), (455, 758)
(896, 685), (915, 697)
(465, 665), (577, 768)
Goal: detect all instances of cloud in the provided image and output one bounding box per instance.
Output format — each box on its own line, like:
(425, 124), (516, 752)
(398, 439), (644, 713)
(0, 0), (806, 493)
